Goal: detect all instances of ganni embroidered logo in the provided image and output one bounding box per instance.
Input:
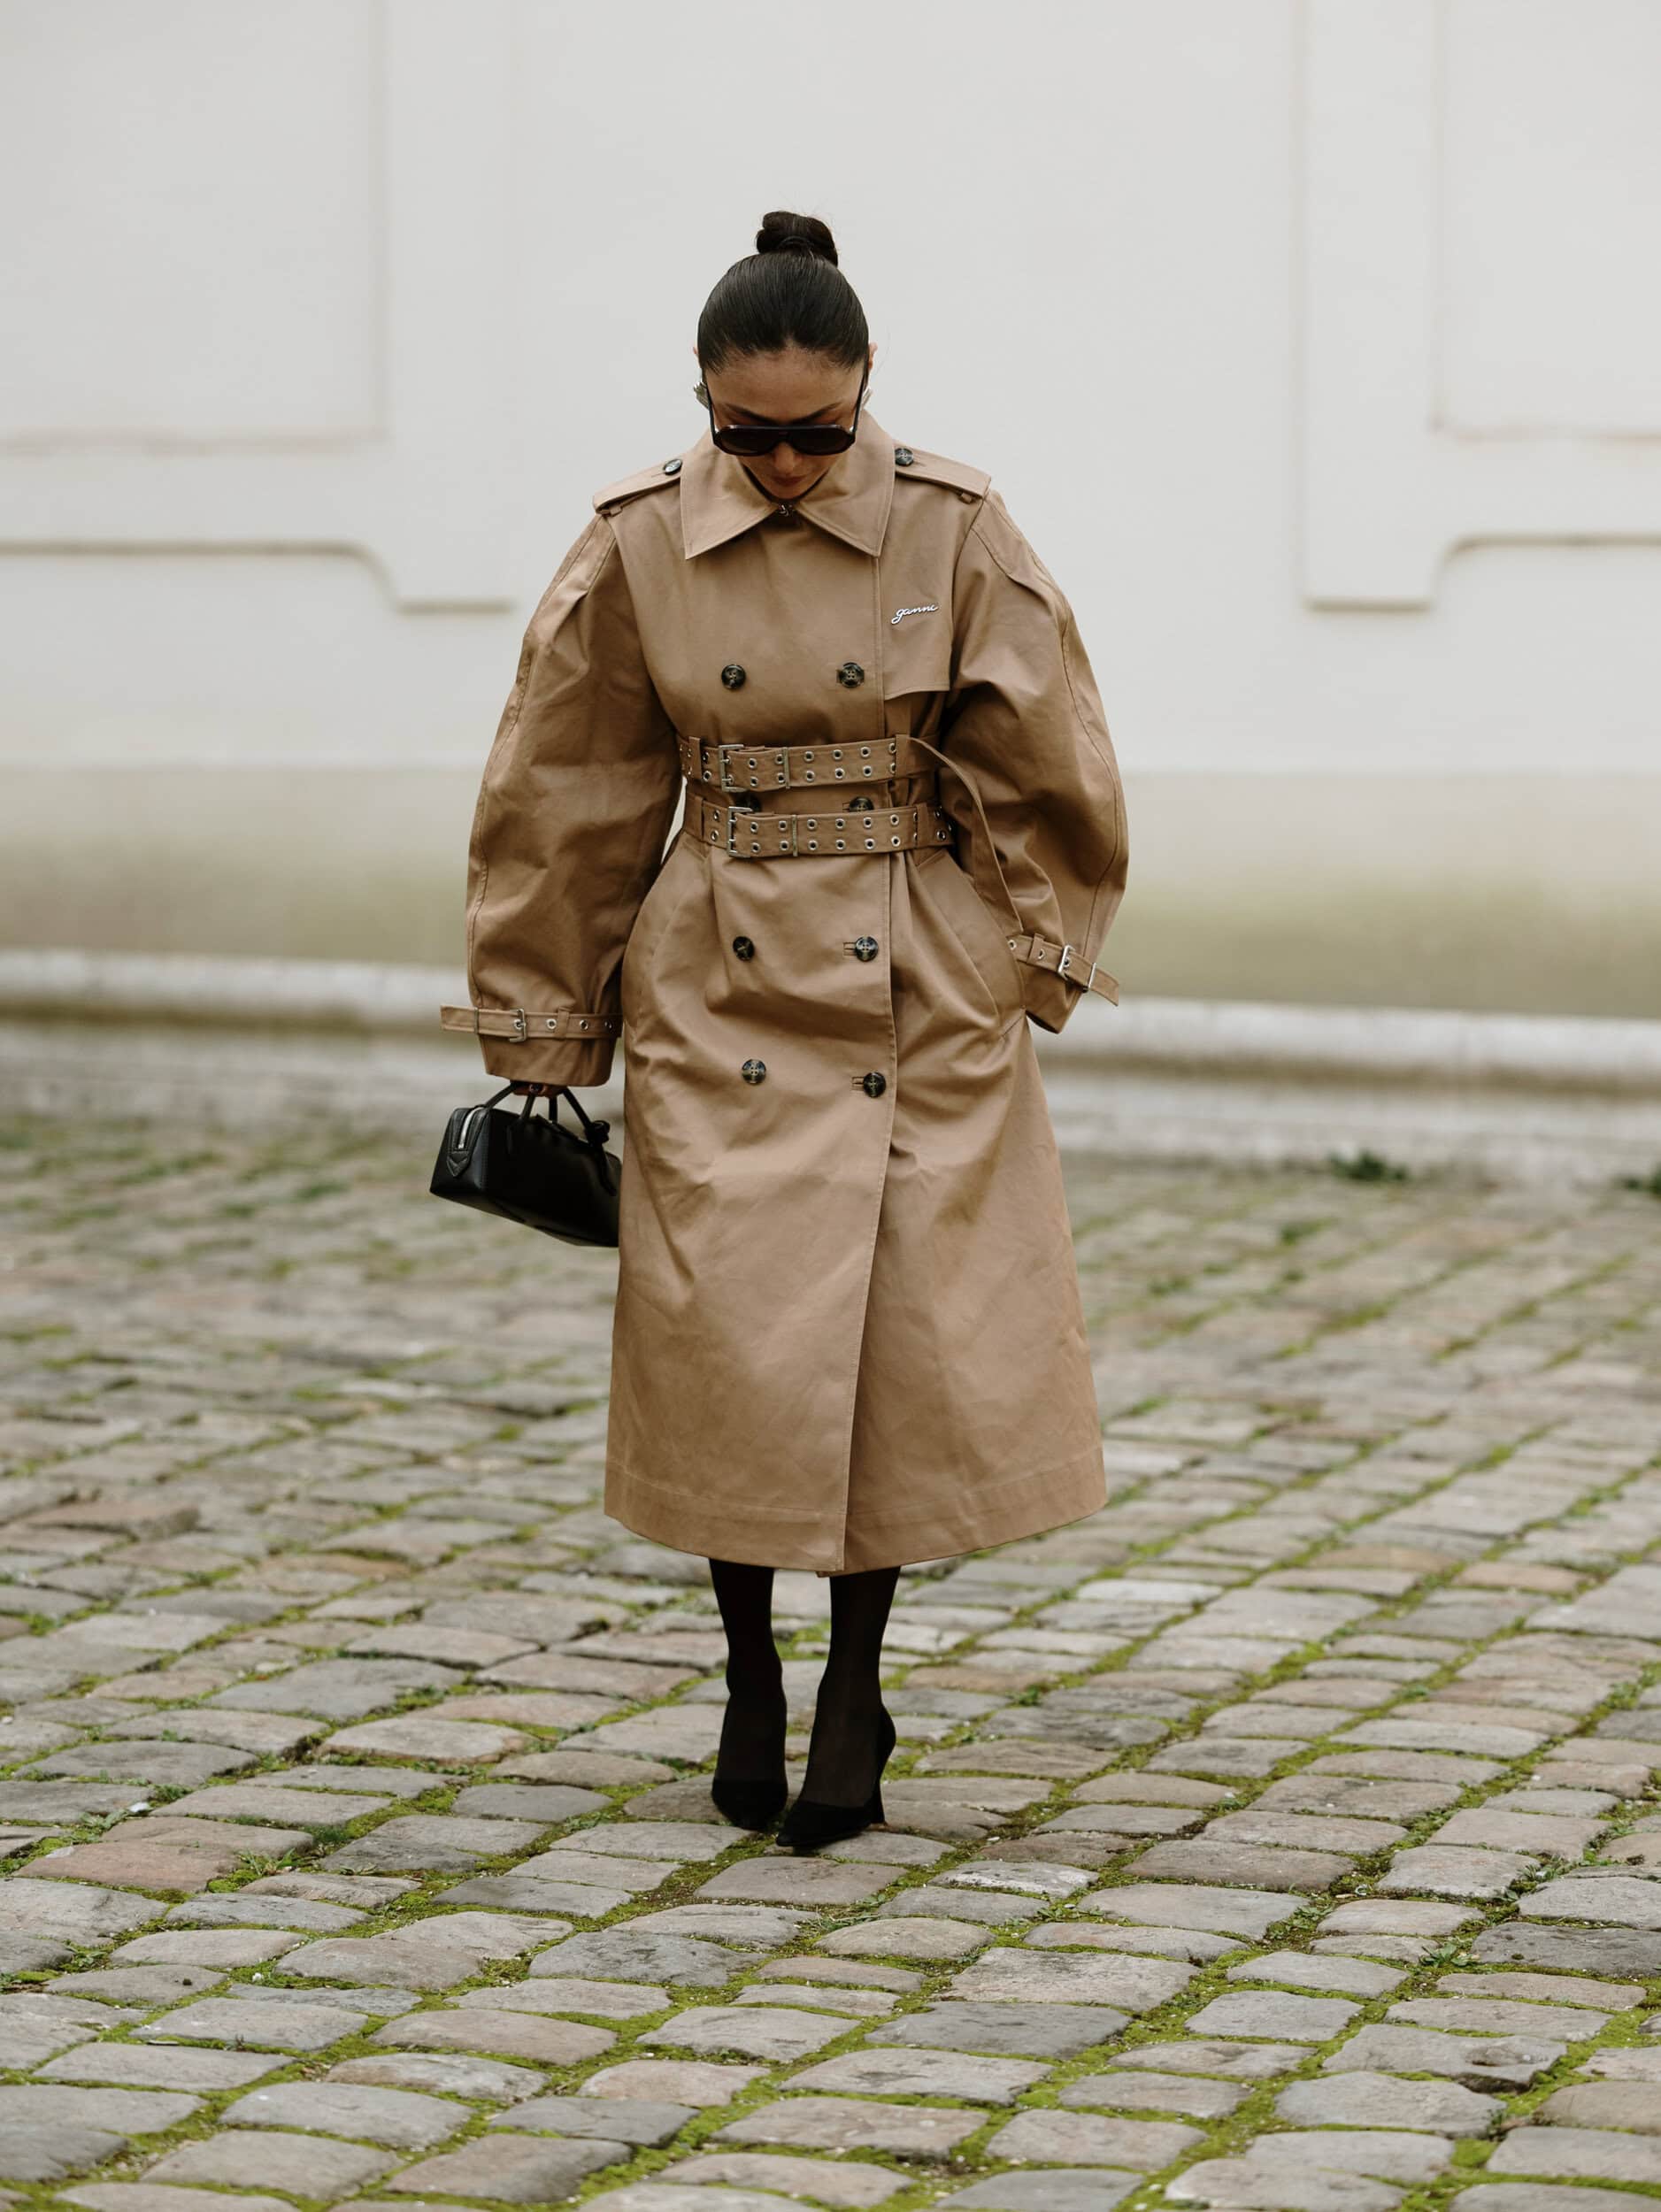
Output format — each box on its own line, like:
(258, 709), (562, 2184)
(890, 603), (940, 626)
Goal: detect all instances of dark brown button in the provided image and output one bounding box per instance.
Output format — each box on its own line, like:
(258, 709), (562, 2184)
(721, 664), (747, 689)
(894, 446), (916, 467)
(662, 457), (682, 475)
(742, 1058), (767, 1085)
(860, 1071), (887, 1097)
(733, 936), (756, 959)
(852, 936), (879, 962)
(837, 662), (865, 687)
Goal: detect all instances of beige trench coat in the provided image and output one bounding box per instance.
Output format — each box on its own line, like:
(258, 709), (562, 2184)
(442, 408), (1128, 1573)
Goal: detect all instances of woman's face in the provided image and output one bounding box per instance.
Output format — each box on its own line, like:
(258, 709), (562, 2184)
(701, 343), (874, 503)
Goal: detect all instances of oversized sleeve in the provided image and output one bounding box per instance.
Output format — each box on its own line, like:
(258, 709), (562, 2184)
(939, 488), (1128, 1033)
(439, 511), (682, 1086)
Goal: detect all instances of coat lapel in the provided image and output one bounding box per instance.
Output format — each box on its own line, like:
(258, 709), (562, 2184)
(680, 407), (896, 561)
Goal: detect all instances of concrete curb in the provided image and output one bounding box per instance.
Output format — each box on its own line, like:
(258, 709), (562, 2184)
(5, 949), (1661, 1094)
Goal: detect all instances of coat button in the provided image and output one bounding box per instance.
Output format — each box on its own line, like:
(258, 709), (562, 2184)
(895, 446), (915, 467)
(860, 1071), (888, 1098)
(742, 1058), (767, 1084)
(837, 661), (865, 687)
(662, 457), (682, 475)
(721, 663), (747, 689)
(852, 936), (879, 962)
(733, 936), (756, 959)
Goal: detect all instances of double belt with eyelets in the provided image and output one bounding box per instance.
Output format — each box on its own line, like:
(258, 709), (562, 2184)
(691, 792), (956, 858)
(679, 727), (1119, 1007)
(677, 732), (937, 794)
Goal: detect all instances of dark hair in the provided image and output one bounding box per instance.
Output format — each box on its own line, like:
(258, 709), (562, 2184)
(696, 210), (868, 375)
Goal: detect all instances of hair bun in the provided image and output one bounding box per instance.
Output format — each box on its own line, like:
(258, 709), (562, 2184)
(755, 210), (838, 265)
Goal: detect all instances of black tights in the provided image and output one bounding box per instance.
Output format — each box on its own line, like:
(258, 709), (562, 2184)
(710, 1559), (901, 1808)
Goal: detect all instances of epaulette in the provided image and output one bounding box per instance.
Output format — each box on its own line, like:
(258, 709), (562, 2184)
(592, 454), (688, 517)
(889, 442), (991, 503)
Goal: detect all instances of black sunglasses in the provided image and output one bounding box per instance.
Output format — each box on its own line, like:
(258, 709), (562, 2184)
(703, 363), (869, 457)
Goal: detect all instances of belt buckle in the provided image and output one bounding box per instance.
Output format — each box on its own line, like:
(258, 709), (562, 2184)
(1056, 941), (1096, 991)
(714, 742), (746, 793)
(510, 1008), (527, 1041)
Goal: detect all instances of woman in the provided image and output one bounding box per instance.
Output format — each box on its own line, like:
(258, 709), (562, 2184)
(442, 211), (1127, 1851)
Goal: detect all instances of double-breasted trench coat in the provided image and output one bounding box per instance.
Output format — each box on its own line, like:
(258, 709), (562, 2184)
(442, 407), (1128, 1574)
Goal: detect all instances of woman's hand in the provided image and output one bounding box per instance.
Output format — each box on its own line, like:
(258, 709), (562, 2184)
(509, 1082), (558, 1097)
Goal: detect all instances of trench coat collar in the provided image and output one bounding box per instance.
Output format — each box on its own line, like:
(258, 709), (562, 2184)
(680, 406), (896, 562)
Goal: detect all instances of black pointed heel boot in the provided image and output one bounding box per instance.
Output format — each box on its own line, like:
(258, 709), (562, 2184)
(777, 1706), (896, 1853)
(710, 1685), (788, 1830)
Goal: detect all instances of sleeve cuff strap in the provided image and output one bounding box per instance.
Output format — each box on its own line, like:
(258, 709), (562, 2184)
(439, 1003), (621, 1041)
(1007, 934), (1119, 1005)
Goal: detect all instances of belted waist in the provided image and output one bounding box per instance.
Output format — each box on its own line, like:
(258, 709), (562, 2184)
(690, 792), (956, 858)
(676, 731), (939, 794)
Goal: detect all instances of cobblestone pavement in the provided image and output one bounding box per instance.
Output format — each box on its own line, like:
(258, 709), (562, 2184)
(4, 1112), (1661, 2212)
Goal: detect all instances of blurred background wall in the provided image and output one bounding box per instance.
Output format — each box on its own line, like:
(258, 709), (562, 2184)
(2, 0), (1658, 1024)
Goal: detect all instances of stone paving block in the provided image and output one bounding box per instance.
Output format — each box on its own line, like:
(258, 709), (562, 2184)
(220, 2080), (464, 2148)
(1473, 1924), (1661, 1977)
(329, 2050), (542, 2101)
(817, 1916), (990, 1962)
(0, 1876), (160, 1943)
(31, 1740), (256, 1788)
(1227, 1948), (1403, 1997)
(0, 2085), (200, 2138)
(481, 1977), (669, 2018)
(385, 2136), (627, 2200)
(696, 1858), (893, 1907)
(1524, 1875), (1661, 1928)
(1276, 2069), (1501, 2133)
(528, 1928), (747, 1985)
(657, 2153), (908, 2205)
(936, 2177), (1139, 2212)
(1134, 1837), (1357, 1891)
(373, 2008), (614, 2064)
(65, 2192), (296, 2212)
(489, 2094), (697, 2144)
(1388, 1995), (1611, 2039)
(0, 2124), (129, 2185)
(35, 1816), (312, 1893)
(870, 2000), (1131, 2059)
(112, 1928), (303, 1967)
(1060, 2068), (1248, 2117)
(712, 2097), (985, 2156)
(1535, 2084), (1661, 2131)
(1377, 1844), (1534, 1899)
(630, 1905), (807, 1946)
(1488, 2127), (1661, 2184)
(1326, 2023), (1565, 2087)
(449, 1781), (606, 1822)
(1186, 1989), (1360, 2040)
(35, 2044), (281, 2091)
(736, 1982), (898, 2017)
(945, 1947), (1192, 2012)
(211, 1659), (458, 1719)
(145, 2132), (397, 2193)
(581, 2061), (765, 2106)
(509, 1848), (669, 1894)
(1080, 1880), (1302, 1938)
(986, 2109), (1203, 2167)
(136, 1996), (366, 2050)
(160, 1782), (393, 1828)
(1440, 1969), (1642, 2010)
(872, 1883), (1044, 1926)
(322, 1812), (546, 1873)
(792, 2048), (1046, 2103)
(1451, 2188), (1661, 2212)
(640, 2005), (850, 2062)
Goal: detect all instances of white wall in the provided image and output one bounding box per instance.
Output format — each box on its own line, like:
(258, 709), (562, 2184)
(2, 0), (1657, 1012)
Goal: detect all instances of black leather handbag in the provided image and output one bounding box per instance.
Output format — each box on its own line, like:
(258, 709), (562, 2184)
(428, 1082), (620, 1246)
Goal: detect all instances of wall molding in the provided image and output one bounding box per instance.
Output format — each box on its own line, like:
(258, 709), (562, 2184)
(0, 0), (515, 609)
(1302, 0), (1661, 607)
